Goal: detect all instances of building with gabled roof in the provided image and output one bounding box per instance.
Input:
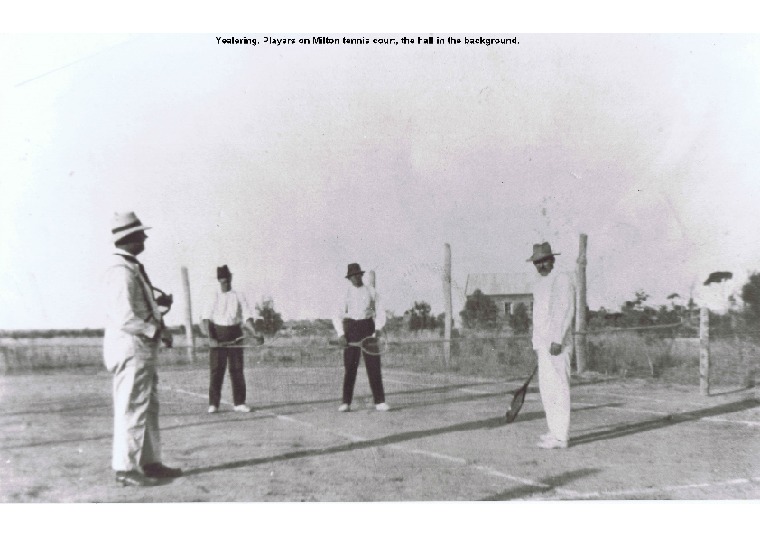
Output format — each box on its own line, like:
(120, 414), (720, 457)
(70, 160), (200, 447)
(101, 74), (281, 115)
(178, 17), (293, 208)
(464, 273), (535, 317)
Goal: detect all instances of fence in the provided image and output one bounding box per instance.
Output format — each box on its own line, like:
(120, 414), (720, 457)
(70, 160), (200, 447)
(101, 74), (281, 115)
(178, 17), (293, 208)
(2, 317), (756, 391)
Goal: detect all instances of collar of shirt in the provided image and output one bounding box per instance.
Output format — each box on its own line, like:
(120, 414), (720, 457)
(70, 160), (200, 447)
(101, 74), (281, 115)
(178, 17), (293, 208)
(113, 248), (138, 264)
(113, 249), (154, 287)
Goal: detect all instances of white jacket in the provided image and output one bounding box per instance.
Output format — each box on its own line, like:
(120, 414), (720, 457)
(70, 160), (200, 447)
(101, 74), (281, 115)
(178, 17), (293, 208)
(531, 270), (576, 352)
(102, 251), (163, 372)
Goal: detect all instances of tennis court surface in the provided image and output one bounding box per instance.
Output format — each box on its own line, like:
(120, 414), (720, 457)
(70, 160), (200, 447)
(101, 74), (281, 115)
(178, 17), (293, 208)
(1, 361), (759, 502)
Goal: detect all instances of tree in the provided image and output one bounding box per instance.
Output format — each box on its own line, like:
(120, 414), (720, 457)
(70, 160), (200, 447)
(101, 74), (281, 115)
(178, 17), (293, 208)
(405, 301), (437, 331)
(704, 271), (733, 286)
(459, 289), (499, 329)
(620, 289), (656, 326)
(508, 302), (531, 334)
(383, 311), (405, 333)
(254, 298), (284, 336)
(741, 272), (760, 320)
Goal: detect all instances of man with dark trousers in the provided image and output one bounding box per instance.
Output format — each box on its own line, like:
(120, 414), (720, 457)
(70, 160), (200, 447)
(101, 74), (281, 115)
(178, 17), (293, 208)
(332, 263), (389, 412)
(202, 265), (261, 414)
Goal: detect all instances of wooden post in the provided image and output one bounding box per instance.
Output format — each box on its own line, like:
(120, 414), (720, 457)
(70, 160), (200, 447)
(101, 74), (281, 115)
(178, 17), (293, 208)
(368, 270), (376, 288)
(181, 266), (195, 362)
(443, 243), (453, 368)
(700, 307), (710, 395)
(575, 234), (588, 374)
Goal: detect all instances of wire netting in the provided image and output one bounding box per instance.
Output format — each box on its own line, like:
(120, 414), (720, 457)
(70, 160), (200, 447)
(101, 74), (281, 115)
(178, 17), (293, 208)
(1, 321), (756, 391)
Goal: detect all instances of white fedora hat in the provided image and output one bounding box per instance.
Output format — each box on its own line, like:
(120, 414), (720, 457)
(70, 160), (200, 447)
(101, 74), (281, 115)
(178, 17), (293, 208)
(111, 211), (151, 243)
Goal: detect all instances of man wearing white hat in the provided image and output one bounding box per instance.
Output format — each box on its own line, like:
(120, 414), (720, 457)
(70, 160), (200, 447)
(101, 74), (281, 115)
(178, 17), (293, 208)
(332, 263), (389, 412)
(528, 242), (576, 449)
(103, 212), (182, 486)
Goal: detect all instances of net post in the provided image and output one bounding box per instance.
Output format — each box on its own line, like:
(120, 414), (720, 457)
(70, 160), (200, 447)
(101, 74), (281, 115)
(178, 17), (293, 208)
(575, 233), (588, 373)
(181, 266), (195, 363)
(368, 270), (376, 288)
(443, 243), (453, 368)
(699, 307), (710, 395)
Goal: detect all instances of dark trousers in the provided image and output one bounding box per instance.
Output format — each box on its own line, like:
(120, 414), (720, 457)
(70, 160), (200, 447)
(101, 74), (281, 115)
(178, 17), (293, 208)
(208, 324), (247, 407)
(342, 318), (385, 405)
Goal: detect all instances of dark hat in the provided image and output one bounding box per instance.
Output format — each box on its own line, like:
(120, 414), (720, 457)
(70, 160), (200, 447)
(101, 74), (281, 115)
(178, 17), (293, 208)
(217, 265), (232, 279)
(345, 263), (365, 279)
(526, 242), (560, 263)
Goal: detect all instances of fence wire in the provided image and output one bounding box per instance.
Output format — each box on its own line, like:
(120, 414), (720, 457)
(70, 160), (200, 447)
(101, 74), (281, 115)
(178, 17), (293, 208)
(3, 321), (755, 390)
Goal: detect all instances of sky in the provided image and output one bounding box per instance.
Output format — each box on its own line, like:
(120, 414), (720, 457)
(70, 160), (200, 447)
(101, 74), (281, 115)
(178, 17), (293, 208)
(2, 31), (760, 329)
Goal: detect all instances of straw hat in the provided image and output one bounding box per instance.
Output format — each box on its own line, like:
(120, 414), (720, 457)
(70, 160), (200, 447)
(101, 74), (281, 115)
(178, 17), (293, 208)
(111, 212), (150, 243)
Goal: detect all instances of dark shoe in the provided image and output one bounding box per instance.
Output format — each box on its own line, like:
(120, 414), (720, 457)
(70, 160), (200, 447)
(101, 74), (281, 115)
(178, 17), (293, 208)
(115, 471), (158, 487)
(142, 463), (183, 478)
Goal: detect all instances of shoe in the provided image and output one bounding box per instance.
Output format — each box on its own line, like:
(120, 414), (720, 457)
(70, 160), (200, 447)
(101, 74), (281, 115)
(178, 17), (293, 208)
(540, 433), (554, 442)
(234, 404), (252, 413)
(142, 463), (183, 479)
(208, 405), (218, 414)
(115, 471), (158, 487)
(537, 436), (568, 449)
(338, 403), (350, 412)
(375, 402), (390, 412)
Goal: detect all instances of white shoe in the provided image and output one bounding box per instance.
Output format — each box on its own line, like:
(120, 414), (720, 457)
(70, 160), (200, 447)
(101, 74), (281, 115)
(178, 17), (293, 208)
(207, 405), (218, 414)
(375, 402), (390, 412)
(234, 404), (252, 413)
(537, 436), (568, 449)
(338, 404), (350, 412)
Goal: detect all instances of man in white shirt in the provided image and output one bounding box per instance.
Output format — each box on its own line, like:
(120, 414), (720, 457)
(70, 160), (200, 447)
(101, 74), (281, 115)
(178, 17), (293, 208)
(528, 242), (575, 449)
(332, 263), (389, 412)
(103, 212), (182, 486)
(202, 265), (260, 414)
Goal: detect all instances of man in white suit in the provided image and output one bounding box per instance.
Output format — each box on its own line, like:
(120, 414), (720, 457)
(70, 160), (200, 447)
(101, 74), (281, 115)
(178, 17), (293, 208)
(103, 212), (182, 486)
(528, 242), (575, 449)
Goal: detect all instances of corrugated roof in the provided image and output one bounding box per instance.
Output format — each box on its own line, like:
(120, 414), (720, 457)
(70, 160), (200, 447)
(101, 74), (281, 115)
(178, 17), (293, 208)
(465, 273), (535, 296)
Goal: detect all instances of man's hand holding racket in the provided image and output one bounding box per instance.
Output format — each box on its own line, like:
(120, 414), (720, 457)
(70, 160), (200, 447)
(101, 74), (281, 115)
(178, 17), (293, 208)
(331, 333), (387, 356)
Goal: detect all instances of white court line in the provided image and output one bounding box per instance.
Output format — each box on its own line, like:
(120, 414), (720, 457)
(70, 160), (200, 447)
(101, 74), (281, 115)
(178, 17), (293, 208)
(388, 373), (760, 427)
(458, 388), (497, 394)
(164, 383), (555, 491)
(166, 382), (760, 500)
(383, 376), (497, 389)
(539, 476), (760, 500)
(584, 390), (706, 407)
(701, 416), (760, 427)
(383, 378), (433, 386)
(573, 399), (760, 427)
(387, 372), (760, 430)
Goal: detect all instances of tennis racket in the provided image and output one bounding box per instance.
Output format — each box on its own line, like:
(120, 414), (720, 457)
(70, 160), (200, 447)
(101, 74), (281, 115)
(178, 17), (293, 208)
(330, 335), (389, 356)
(210, 335), (264, 348)
(504, 363), (538, 424)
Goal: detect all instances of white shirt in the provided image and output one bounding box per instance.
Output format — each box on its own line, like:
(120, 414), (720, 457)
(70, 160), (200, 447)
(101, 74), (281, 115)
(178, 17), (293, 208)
(332, 283), (386, 337)
(531, 270), (575, 351)
(202, 289), (255, 326)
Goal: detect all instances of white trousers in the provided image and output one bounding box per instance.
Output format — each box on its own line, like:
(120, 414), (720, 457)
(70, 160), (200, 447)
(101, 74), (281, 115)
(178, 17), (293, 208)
(111, 356), (162, 472)
(537, 347), (571, 442)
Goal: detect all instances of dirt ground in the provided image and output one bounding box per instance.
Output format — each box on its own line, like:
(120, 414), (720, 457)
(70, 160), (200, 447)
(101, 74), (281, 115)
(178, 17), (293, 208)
(1, 362), (759, 502)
